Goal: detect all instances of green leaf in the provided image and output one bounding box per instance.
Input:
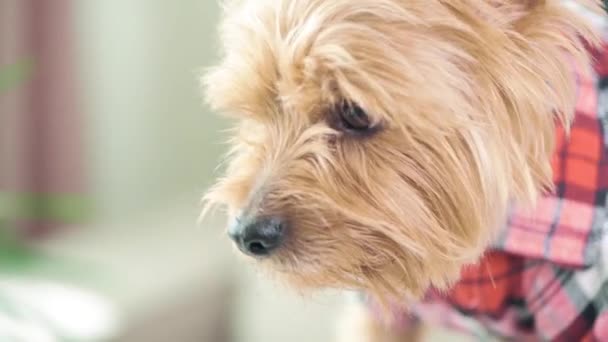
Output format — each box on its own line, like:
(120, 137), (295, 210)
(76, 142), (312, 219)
(0, 59), (34, 94)
(0, 192), (91, 223)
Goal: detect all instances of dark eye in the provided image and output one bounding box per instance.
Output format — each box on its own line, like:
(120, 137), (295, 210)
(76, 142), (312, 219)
(339, 101), (371, 131)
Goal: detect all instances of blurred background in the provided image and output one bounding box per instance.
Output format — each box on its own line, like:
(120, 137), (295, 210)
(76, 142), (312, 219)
(0, 1), (345, 341)
(14, 0), (597, 341)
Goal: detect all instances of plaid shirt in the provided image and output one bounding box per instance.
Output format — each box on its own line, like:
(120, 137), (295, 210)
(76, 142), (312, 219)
(374, 44), (608, 341)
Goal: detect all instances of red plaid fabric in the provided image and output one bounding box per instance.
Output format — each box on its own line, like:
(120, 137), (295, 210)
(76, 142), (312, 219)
(370, 44), (608, 341)
(493, 46), (608, 268)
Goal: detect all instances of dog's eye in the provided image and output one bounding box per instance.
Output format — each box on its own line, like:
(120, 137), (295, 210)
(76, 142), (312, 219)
(339, 102), (371, 131)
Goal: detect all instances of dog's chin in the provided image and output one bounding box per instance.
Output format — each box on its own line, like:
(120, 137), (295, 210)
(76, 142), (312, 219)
(251, 251), (429, 303)
(271, 266), (363, 296)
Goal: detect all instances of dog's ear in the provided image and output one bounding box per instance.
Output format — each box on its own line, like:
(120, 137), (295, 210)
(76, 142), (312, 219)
(495, 0), (602, 128)
(455, 0), (604, 203)
(501, 0), (602, 113)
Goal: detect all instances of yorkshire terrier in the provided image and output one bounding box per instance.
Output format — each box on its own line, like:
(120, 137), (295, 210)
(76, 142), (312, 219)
(202, 0), (608, 340)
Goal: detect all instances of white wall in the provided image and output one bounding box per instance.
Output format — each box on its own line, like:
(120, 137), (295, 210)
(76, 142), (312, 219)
(74, 0), (226, 222)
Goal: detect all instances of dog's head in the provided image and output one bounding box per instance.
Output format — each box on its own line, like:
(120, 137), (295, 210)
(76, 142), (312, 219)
(203, 0), (600, 300)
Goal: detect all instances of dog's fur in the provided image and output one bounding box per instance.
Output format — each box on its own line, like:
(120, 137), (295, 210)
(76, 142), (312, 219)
(203, 0), (603, 339)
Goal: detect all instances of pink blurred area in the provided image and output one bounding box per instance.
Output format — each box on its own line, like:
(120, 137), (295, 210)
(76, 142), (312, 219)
(1, 0), (84, 236)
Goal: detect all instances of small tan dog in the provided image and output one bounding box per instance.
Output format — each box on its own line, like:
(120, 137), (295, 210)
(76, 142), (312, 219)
(203, 0), (608, 340)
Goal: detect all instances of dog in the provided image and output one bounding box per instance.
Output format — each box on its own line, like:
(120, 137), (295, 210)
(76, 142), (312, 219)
(202, 0), (608, 340)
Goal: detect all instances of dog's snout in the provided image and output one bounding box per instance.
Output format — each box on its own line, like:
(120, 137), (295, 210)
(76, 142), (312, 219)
(228, 216), (286, 257)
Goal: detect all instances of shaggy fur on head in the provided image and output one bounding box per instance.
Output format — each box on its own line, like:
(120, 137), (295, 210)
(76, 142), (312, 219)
(202, 0), (602, 302)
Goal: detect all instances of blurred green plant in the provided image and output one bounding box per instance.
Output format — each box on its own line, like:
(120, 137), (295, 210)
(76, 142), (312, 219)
(0, 58), (36, 262)
(0, 192), (90, 225)
(0, 191), (94, 276)
(0, 59), (33, 94)
(0, 58), (89, 225)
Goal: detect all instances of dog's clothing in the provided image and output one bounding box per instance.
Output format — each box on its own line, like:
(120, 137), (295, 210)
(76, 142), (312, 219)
(368, 41), (608, 342)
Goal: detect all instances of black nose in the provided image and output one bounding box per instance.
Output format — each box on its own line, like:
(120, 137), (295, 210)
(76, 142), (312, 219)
(228, 216), (286, 257)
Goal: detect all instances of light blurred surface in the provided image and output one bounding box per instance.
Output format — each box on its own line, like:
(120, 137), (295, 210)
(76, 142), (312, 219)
(0, 1), (346, 341)
(0, 1), (466, 341)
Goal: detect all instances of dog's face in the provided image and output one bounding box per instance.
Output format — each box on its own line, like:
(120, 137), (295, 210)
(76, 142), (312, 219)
(203, 0), (597, 300)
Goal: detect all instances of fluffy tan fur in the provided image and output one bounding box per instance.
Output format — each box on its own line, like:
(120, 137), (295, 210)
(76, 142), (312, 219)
(202, 0), (602, 305)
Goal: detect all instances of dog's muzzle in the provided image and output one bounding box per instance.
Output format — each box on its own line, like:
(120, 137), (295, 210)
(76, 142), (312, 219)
(228, 216), (286, 257)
